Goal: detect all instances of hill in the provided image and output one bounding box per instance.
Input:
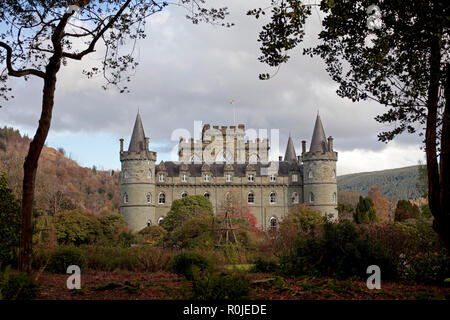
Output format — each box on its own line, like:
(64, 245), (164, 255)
(0, 126), (120, 215)
(338, 165), (423, 200)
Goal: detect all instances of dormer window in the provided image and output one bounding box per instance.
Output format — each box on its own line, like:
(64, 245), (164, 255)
(248, 174), (254, 182)
(270, 174), (276, 182)
(204, 174), (210, 182)
(292, 174), (298, 182)
(159, 174), (165, 182)
(226, 174), (232, 182)
(181, 174), (187, 182)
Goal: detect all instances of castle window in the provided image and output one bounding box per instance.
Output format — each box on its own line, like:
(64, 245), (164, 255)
(309, 192), (315, 203)
(181, 192), (188, 198)
(123, 193), (128, 204)
(147, 169), (152, 179)
(158, 217), (164, 225)
(248, 192), (255, 204)
(269, 216), (278, 230)
(291, 192), (299, 204)
(147, 220), (152, 227)
(270, 174), (276, 182)
(226, 174), (232, 182)
(158, 193), (166, 204)
(269, 192), (276, 204)
(204, 174), (210, 182)
(308, 171), (313, 179)
(333, 192), (337, 203)
(181, 174), (187, 182)
(123, 169), (128, 179)
(146, 192), (152, 204)
(332, 169), (336, 178)
(248, 174), (254, 182)
(292, 174), (298, 182)
(204, 192), (210, 200)
(159, 174), (165, 182)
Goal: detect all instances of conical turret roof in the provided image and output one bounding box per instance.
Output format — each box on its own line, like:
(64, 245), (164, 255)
(128, 112), (146, 152)
(284, 134), (297, 162)
(309, 114), (328, 153)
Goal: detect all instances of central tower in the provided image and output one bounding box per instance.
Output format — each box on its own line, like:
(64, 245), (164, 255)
(120, 112), (157, 232)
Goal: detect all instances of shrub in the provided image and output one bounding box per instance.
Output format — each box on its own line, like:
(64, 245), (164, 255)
(0, 267), (40, 300)
(47, 246), (87, 274)
(139, 225), (167, 246)
(98, 214), (127, 241)
(83, 246), (135, 271)
(161, 195), (214, 233)
(171, 252), (211, 280)
(191, 271), (250, 300)
(130, 246), (173, 272)
(353, 196), (377, 223)
(251, 257), (279, 273)
(54, 210), (103, 245)
(169, 216), (214, 249)
(0, 173), (21, 267)
(406, 252), (450, 284)
(395, 200), (420, 221)
(281, 220), (397, 280)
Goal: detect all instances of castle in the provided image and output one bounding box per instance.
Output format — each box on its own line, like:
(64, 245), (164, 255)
(119, 113), (338, 232)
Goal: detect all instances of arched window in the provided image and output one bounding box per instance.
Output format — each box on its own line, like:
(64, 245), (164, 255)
(147, 220), (152, 227)
(332, 169), (336, 178)
(181, 192), (188, 198)
(269, 192), (276, 203)
(204, 192), (210, 200)
(146, 192), (152, 204)
(308, 171), (313, 179)
(269, 216), (278, 230)
(123, 192), (128, 203)
(147, 169), (152, 179)
(333, 192), (337, 203)
(123, 169), (128, 179)
(158, 217), (164, 225)
(291, 192), (299, 204)
(158, 192), (166, 204)
(309, 192), (315, 203)
(248, 192), (255, 204)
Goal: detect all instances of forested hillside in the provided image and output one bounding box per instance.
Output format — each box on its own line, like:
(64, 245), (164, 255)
(338, 166), (423, 200)
(0, 127), (120, 215)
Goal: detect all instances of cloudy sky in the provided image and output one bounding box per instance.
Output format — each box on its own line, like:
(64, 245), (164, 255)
(0, 0), (425, 175)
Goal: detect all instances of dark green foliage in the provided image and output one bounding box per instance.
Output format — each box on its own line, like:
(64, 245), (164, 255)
(251, 257), (279, 273)
(54, 210), (103, 245)
(338, 166), (424, 200)
(171, 252), (211, 280)
(395, 200), (420, 221)
(0, 173), (21, 266)
(98, 214), (126, 241)
(0, 140), (6, 151)
(406, 252), (450, 284)
(353, 196), (377, 223)
(0, 267), (40, 300)
(47, 246), (87, 274)
(281, 221), (397, 280)
(191, 271), (250, 300)
(161, 195), (214, 233)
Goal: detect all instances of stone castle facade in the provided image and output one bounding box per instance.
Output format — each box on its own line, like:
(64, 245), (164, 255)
(119, 113), (338, 232)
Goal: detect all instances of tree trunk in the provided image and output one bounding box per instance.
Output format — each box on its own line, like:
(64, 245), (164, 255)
(437, 63), (450, 248)
(18, 55), (61, 272)
(425, 33), (449, 249)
